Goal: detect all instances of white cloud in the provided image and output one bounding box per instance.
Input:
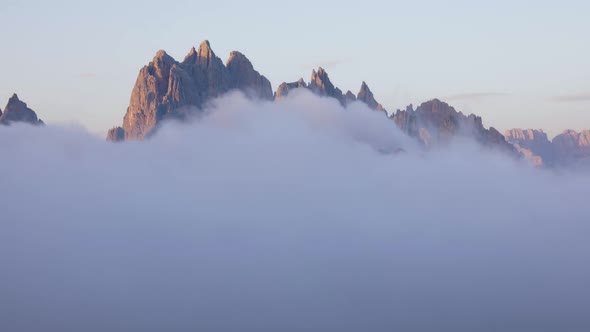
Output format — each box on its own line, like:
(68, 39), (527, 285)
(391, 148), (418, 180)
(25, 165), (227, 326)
(0, 90), (589, 331)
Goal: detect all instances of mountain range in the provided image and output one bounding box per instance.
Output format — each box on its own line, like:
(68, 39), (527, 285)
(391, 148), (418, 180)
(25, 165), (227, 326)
(3, 40), (589, 169)
(505, 129), (590, 168)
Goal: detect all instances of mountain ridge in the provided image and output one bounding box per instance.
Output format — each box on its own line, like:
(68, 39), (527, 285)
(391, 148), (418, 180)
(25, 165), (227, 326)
(506, 128), (590, 168)
(2, 40), (588, 169)
(108, 40), (517, 152)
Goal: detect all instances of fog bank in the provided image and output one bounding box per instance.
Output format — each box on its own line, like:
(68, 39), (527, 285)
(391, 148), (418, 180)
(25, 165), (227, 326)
(1, 91), (589, 331)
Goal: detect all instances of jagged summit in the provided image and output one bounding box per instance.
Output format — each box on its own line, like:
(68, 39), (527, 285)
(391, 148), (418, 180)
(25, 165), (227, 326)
(275, 67), (385, 111)
(357, 81), (385, 112)
(198, 40), (212, 54)
(309, 67), (338, 98)
(345, 90), (356, 103)
(182, 47), (197, 63)
(275, 79), (307, 99)
(0, 94), (44, 126)
(101, 39), (586, 166)
(392, 99), (516, 154)
(114, 40), (273, 140)
(226, 50), (273, 100)
(197, 40), (218, 66)
(227, 51), (248, 64)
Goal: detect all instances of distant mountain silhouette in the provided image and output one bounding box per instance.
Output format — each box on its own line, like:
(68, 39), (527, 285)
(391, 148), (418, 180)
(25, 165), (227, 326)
(0, 94), (44, 126)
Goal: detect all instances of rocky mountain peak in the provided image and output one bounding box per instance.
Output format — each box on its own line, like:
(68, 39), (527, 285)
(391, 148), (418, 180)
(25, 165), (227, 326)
(113, 40), (274, 140)
(357, 81), (385, 111)
(392, 98), (516, 155)
(345, 90), (356, 103)
(182, 47), (198, 64)
(181, 40), (219, 67)
(196, 40), (218, 67)
(0, 94), (44, 126)
(226, 51), (273, 100)
(154, 49), (173, 62)
(275, 78), (308, 99)
(309, 67), (336, 97)
(276, 68), (385, 110)
(198, 40), (213, 57)
(227, 51), (251, 68)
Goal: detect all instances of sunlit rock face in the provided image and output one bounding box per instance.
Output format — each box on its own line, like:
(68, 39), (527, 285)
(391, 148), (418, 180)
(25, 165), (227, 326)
(552, 129), (590, 168)
(0, 94), (44, 126)
(505, 129), (553, 167)
(504, 128), (590, 168)
(114, 40), (273, 141)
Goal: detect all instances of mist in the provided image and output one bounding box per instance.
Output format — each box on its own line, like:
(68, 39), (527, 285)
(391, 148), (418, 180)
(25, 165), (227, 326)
(1, 90), (589, 332)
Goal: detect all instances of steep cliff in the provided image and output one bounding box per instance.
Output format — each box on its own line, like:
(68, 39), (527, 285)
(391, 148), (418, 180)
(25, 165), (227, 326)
(112, 40), (273, 141)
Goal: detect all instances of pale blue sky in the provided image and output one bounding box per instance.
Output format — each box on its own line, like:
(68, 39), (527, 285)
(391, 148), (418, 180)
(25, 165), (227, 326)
(1, 0), (588, 137)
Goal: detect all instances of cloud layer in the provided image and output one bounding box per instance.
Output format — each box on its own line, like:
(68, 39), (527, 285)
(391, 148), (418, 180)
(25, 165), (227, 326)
(551, 93), (590, 103)
(1, 91), (589, 332)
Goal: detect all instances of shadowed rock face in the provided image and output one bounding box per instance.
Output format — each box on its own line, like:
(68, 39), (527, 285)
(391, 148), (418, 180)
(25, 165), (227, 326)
(227, 51), (273, 100)
(344, 90), (356, 104)
(309, 67), (343, 103)
(115, 40), (273, 141)
(275, 68), (385, 111)
(357, 81), (385, 112)
(275, 79), (307, 99)
(107, 127), (125, 142)
(0, 94), (44, 126)
(392, 99), (517, 155)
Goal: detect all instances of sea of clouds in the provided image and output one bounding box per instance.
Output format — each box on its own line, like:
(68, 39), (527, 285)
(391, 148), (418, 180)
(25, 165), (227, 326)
(1, 90), (589, 331)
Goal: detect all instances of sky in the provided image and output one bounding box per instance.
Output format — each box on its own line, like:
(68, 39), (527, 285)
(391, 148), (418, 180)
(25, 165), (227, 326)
(0, 0), (589, 137)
